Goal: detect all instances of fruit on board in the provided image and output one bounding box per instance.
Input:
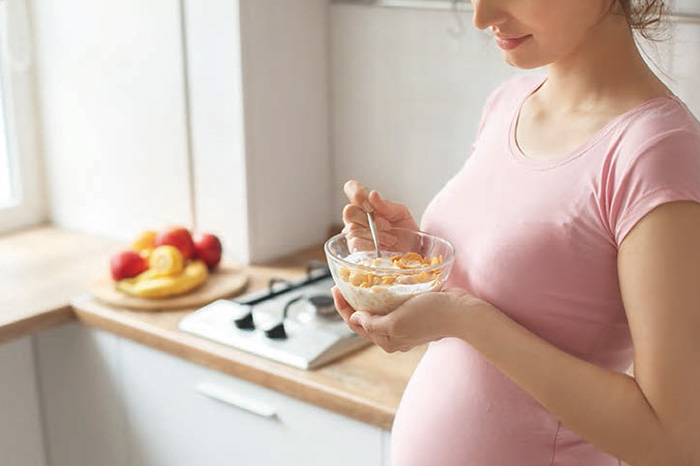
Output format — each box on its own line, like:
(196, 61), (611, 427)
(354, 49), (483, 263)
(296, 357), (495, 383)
(193, 232), (222, 269)
(108, 227), (225, 300)
(147, 245), (184, 277)
(139, 248), (154, 260)
(132, 230), (157, 252)
(155, 227), (196, 260)
(116, 260), (209, 299)
(110, 250), (149, 281)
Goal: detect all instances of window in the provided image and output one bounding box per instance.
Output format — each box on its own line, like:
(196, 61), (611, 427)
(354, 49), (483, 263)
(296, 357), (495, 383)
(0, 0), (45, 234)
(0, 80), (9, 204)
(0, 64), (16, 208)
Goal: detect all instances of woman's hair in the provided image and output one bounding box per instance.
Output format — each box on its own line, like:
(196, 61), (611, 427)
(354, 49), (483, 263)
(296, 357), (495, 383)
(615, 0), (670, 40)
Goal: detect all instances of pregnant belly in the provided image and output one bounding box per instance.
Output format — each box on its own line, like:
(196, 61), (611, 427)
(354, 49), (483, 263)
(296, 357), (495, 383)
(390, 338), (616, 466)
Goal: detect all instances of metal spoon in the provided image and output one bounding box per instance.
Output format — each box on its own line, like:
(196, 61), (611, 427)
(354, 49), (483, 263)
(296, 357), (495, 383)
(366, 211), (381, 259)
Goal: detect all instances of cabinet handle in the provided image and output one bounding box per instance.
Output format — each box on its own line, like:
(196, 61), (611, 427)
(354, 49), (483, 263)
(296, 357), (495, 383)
(195, 382), (279, 420)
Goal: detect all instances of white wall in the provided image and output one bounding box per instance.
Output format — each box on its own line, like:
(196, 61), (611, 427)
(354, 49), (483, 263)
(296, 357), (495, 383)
(329, 3), (700, 223)
(31, 0), (193, 239)
(31, 0), (331, 265)
(30, 0), (700, 263)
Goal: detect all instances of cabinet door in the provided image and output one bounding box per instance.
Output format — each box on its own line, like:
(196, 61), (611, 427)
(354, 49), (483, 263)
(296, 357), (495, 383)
(35, 323), (128, 466)
(382, 430), (392, 466)
(0, 336), (46, 466)
(121, 338), (385, 466)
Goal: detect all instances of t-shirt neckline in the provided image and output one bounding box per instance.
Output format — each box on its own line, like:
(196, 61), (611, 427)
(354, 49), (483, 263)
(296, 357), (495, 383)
(508, 75), (679, 170)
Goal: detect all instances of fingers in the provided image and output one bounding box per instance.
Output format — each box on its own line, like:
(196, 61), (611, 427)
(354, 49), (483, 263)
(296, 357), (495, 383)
(334, 294), (410, 354)
(351, 311), (390, 335)
(342, 223), (398, 251)
(342, 204), (394, 230)
(331, 286), (369, 337)
(331, 286), (353, 322)
(349, 313), (406, 353)
(343, 180), (373, 213)
(368, 190), (417, 227)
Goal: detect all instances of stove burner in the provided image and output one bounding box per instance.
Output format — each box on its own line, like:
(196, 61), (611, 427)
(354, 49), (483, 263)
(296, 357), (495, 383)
(307, 294), (336, 316)
(229, 262), (336, 339)
(262, 293), (339, 340)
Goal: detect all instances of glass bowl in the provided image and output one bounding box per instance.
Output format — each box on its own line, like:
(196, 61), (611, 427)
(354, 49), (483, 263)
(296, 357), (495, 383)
(324, 228), (455, 315)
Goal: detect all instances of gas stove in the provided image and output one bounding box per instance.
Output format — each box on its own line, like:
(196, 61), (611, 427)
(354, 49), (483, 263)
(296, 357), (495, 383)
(178, 261), (371, 370)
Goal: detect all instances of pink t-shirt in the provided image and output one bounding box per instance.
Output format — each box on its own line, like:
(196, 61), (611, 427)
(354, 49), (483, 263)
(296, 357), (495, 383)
(391, 74), (700, 465)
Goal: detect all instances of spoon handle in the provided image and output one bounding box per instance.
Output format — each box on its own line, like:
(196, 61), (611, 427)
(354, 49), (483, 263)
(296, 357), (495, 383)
(366, 211), (381, 258)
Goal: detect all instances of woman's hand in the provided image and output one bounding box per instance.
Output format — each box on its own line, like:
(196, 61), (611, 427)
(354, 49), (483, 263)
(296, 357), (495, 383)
(342, 180), (419, 252)
(331, 285), (488, 353)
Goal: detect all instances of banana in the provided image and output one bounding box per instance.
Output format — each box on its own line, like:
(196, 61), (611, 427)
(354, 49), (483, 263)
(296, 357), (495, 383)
(116, 260), (209, 299)
(148, 245), (184, 277)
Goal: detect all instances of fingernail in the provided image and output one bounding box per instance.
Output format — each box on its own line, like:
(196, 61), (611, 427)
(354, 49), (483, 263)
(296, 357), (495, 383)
(363, 201), (373, 212)
(350, 313), (362, 326)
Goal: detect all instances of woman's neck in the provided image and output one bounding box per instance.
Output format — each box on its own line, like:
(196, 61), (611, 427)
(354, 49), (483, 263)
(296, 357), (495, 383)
(538, 12), (669, 114)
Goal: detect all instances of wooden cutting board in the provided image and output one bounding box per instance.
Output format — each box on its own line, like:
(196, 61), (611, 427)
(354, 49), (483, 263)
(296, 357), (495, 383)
(89, 264), (249, 311)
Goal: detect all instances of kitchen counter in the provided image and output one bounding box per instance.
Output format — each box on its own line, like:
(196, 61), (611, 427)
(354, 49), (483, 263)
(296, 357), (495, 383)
(0, 225), (120, 344)
(0, 225), (424, 430)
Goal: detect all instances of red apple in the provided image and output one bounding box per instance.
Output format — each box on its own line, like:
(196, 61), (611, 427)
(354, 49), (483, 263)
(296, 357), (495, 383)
(110, 250), (149, 281)
(193, 232), (222, 269)
(155, 227), (196, 260)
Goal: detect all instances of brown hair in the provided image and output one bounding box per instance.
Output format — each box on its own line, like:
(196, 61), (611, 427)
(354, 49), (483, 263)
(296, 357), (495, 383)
(615, 0), (670, 40)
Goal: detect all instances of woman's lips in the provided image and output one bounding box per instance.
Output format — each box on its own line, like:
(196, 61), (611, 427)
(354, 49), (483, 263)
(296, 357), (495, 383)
(495, 35), (532, 51)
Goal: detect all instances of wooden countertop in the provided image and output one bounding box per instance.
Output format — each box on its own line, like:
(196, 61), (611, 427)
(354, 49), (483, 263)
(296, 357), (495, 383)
(0, 226), (424, 430)
(0, 225), (121, 344)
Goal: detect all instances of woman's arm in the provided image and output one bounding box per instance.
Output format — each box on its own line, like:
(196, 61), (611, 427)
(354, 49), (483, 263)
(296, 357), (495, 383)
(343, 201), (700, 466)
(447, 201), (700, 466)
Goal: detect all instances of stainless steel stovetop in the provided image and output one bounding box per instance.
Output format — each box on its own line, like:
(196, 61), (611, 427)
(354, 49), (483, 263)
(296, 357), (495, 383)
(178, 261), (371, 370)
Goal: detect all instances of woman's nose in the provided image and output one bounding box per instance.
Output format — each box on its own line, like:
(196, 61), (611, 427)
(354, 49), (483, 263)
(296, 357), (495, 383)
(471, 0), (506, 30)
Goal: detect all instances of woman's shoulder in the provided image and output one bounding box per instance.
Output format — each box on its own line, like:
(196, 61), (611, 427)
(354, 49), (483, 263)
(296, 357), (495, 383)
(614, 96), (700, 157)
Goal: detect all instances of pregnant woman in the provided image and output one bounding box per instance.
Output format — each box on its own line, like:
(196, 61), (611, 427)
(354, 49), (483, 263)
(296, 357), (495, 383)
(331, 0), (700, 465)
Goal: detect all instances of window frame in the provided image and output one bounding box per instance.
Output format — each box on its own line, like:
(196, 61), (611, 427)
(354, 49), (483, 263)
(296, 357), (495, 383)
(0, 0), (46, 235)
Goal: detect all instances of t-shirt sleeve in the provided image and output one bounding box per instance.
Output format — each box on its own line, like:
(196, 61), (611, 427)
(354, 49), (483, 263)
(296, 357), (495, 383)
(609, 128), (700, 246)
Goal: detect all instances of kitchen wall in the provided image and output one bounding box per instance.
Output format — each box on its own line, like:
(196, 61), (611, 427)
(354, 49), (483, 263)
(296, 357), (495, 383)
(29, 0), (700, 263)
(32, 0), (193, 243)
(329, 1), (700, 223)
(31, 0), (331, 265)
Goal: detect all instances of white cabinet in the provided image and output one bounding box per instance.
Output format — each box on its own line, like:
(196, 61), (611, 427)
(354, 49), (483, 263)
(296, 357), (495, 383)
(120, 337), (385, 466)
(36, 323), (388, 466)
(35, 323), (128, 466)
(0, 336), (46, 466)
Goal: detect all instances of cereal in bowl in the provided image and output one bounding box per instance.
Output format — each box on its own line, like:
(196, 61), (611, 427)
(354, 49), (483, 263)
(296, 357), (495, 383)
(336, 252), (445, 315)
